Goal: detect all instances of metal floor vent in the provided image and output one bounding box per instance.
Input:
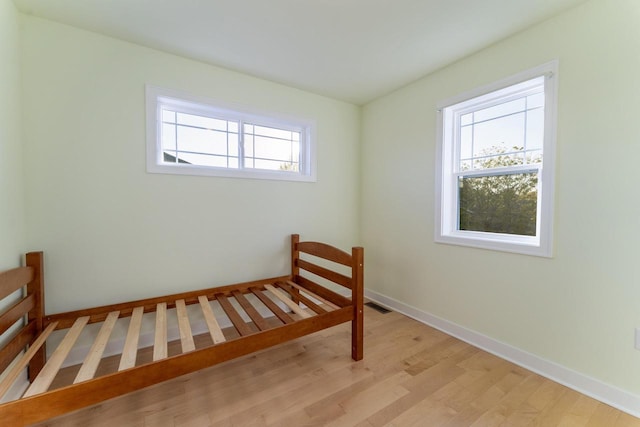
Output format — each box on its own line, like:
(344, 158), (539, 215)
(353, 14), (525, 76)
(365, 302), (392, 314)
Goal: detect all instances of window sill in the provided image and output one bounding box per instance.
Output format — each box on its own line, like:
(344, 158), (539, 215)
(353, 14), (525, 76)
(147, 162), (316, 182)
(435, 232), (551, 258)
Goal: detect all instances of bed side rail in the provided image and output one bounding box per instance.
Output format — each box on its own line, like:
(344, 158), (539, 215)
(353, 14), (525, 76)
(0, 252), (45, 379)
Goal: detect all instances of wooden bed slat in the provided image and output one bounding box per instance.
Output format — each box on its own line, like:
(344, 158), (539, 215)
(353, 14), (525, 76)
(153, 303), (168, 361)
(0, 266), (33, 300)
(74, 311), (120, 384)
(118, 306), (144, 371)
(277, 282), (326, 315)
(0, 294), (35, 337)
(231, 290), (270, 331)
(0, 322), (57, 399)
(294, 275), (352, 308)
(24, 316), (89, 397)
(250, 287), (294, 325)
(216, 294), (254, 336)
(264, 284), (312, 319)
(286, 280), (340, 310)
(44, 275), (291, 330)
(198, 296), (226, 344)
(296, 259), (352, 289)
(175, 299), (195, 353)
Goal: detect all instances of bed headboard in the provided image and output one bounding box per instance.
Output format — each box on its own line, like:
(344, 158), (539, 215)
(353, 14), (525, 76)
(0, 252), (46, 380)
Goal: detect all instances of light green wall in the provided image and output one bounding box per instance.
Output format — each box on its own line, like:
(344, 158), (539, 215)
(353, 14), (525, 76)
(0, 0), (25, 269)
(20, 16), (361, 314)
(11, 0), (640, 405)
(362, 0), (640, 394)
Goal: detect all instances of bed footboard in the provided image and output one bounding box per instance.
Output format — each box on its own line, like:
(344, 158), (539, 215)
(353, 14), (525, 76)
(290, 234), (364, 360)
(0, 252), (46, 392)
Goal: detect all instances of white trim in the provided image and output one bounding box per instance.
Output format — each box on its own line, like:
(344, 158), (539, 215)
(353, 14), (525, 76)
(145, 85), (317, 182)
(364, 288), (640, 418)
(435, 60), (558, 257)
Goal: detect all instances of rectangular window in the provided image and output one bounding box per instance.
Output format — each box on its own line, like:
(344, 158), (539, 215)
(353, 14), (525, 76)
(435, 61), (558, 257)
(146, 86), (316, 182)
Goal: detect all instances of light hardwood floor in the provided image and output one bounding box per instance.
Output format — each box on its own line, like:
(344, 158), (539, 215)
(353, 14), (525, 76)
(34, 305), (640, 427)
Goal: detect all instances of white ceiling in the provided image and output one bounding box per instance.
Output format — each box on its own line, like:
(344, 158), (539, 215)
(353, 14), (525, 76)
(13, 0), (586, 105)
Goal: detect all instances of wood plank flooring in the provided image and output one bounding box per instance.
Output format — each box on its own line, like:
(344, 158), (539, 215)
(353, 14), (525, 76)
(33, 305), (640, 426)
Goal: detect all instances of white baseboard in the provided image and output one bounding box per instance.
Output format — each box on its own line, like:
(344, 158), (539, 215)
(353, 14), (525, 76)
(365, 288), (640, 418)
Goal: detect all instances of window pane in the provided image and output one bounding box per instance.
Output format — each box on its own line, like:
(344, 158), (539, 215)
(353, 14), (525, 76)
(252, 124), (294, 140)
(162, 109), (176, 124)
(525, 107), (545, 151)
(249, 158), (299, 171)
(527, 92), (544, 109)
(474, 98), (525, 123)
(177, 126), (228, 156)
(527, 149), (543, 164)
(473, 112), (525, 162)
(458, 172), (538, 236)
(161, 123), (176, 151)
(163, 151), (183, 163)
(177, 112), (229, 132)
(242, 121), (301, 171)
(292, 142), (300, 163)
(472, 152), (524, 169)
(254, 136), (296, 162)
(178, 152), (232, 168)
(244, 134), (254, 157)
(460, 126), (472, 162)
(228, 133), (239, 157)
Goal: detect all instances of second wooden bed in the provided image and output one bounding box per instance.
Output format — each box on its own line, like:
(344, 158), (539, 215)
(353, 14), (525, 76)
(0, 234), (363, 426)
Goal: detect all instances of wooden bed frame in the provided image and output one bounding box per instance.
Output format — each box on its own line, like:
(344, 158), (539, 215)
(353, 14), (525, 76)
(0, 234), (363, 426)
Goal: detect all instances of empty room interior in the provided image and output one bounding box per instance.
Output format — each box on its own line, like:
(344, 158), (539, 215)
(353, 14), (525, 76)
(2, 0), (640, 425)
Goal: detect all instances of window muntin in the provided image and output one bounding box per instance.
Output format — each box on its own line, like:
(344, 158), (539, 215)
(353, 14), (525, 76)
(435, 62), (557, 257)
(161, 110), (241, 168)
(243, 124), (300, 171)
(146, 86), (316, 182)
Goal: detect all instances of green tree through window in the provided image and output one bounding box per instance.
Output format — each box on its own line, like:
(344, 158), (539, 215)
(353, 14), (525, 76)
(458, 146), (538, 236)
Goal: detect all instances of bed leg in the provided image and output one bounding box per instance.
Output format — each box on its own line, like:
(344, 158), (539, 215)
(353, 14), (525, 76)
(290, 234), (301, 305)
(26, 251), (46, 381)
(351, 246), (364, 361)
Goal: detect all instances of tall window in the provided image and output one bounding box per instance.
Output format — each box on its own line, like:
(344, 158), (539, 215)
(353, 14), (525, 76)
(435, 62), (558, 257)
(146, 86), (316, 182)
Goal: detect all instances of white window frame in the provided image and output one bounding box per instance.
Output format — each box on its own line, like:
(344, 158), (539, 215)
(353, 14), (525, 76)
(435, 61), (558, 257)
(145, 85), (317, 182)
